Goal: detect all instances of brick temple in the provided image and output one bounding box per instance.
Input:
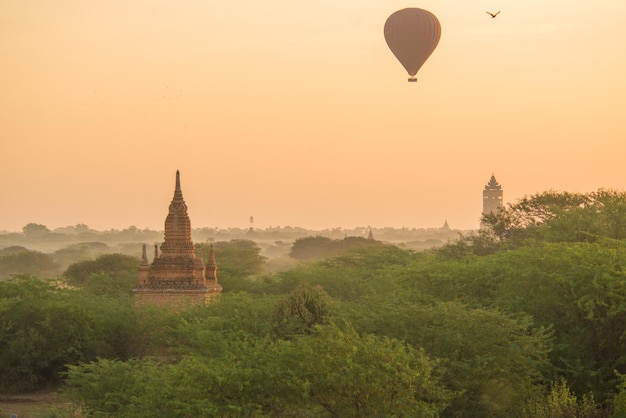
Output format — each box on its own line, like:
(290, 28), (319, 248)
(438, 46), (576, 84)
(133, 170), (222, 307)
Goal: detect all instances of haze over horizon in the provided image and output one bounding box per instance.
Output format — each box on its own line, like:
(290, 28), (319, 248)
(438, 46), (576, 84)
(2, 1), (625, 233)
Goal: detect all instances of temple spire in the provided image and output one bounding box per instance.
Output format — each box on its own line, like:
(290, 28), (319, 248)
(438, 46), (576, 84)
(163, 170), (192, 247)
(137, 243), (150, 285)
(134, 171), (222, 307)
(141, 244), (148, 265)
(206, 244), (218, 282)
(174, 170), (183, 200)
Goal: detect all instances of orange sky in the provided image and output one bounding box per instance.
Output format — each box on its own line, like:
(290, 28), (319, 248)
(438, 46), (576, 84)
(1, 0), (625, 232)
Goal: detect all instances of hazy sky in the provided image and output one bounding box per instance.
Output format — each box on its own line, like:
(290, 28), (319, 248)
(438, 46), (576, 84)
(2, 0), (625, 232)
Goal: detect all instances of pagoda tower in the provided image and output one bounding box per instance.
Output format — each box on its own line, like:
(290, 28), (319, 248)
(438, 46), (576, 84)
(133, 170), (222, 307)
(482, 173), (504, 217)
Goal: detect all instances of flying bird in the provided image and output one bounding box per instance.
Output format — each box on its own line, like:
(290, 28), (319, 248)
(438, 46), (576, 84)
(486, 11), (500, 18)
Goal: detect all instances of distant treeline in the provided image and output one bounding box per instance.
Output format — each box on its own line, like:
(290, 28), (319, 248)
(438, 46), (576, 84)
(0, 222), (463, 267)
(1, 222), (462, 246)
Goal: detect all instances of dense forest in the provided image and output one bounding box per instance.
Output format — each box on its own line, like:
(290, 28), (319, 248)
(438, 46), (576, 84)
(1, 189), (626, 417)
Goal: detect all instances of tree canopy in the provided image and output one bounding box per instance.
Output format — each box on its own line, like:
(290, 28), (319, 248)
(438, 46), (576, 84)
(1, 189), (625, 416)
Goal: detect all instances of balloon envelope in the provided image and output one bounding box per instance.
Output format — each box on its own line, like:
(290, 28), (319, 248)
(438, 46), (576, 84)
(384, 8), (441, 80)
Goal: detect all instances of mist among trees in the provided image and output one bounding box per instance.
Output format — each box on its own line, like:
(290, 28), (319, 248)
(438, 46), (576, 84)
(1, 188), (626, 417)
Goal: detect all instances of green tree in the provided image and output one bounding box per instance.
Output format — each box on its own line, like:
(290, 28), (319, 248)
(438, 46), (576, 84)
(480, 189), (626, 244)
(289, 236), (333, 261)
(580, 189), (626, 239)
(485, 241), (626, 400)
(51, 243), (95, 270)
(1, 258), (280, 394)
(64, 358), (165, 416)
(434, 229), (501, 258)
(0, 249), (61, 280)
(197, 240), (266, 290)
(289, 323), (451, 417)
(289, 235), (383, 262)
(63, 253), (139, 294)
(271, 281), (334, 339)
(22, 223), (51, 236)
(0, 276), (142, 391)
(523, 379), (604, 418)
(269, 245), (414, 302)
(0, 245), (29, 255)
(427, 239), (626, 404)
(64, 324), (452, 417)
(172, 292), (277, 358)
(343, 297), (551, 417)
(613, 372), (626, 417)
(79, 272), (135, 297)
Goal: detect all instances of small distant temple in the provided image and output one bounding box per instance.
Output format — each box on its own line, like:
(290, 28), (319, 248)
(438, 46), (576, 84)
(483, 173), (504, 217)
(133, 170), (222, 307)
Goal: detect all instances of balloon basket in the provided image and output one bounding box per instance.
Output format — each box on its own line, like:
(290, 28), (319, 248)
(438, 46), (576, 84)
(408, 77), (417, 82)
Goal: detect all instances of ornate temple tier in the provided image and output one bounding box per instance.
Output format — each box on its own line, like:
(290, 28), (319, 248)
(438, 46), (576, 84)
(133, 171), (222, 307)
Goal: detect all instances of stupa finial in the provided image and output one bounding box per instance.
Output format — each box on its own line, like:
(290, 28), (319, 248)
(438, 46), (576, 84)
(173, 170), (183, 200)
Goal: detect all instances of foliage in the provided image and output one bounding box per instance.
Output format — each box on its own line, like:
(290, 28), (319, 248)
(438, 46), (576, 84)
(613, 372), (626, 417)
(436, 189), (626, 258)
(267, 245), (416, 301)
(51, 243), (101, 271)
(482, 189), (626, 244)
(0, 249), (61, 280)
(289, 235), (383, 262)
(0, 245), (30, 255)
(196, 240), (266, 290)
(63, 324), (451, 417)
(22, 223), (51, 236)
(0, 276), (144, 391)
(80, 272), (137, 298)
(289, 236), (336, 261)
(289, 323), (451, 417)
(52, 245), (93, 270)
(3, 188), (626, 417)
(62, 253), (139, 296)
(0, 277), (103, 390)
(523, 379), (607, 418)
(271, 281), (334, 339)
(170, 292), (278, 358)
(434, 240), (626, 401)
(433, 229), (501, 258)
(341, 297), (552, 417)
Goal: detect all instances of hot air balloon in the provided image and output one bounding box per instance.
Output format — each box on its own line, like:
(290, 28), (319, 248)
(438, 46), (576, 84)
(384, 8), (441, 82)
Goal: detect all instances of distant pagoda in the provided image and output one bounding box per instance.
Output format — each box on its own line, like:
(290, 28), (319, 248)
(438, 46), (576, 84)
(482, 173), (504, 217)
(133, 170), (222, 307)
